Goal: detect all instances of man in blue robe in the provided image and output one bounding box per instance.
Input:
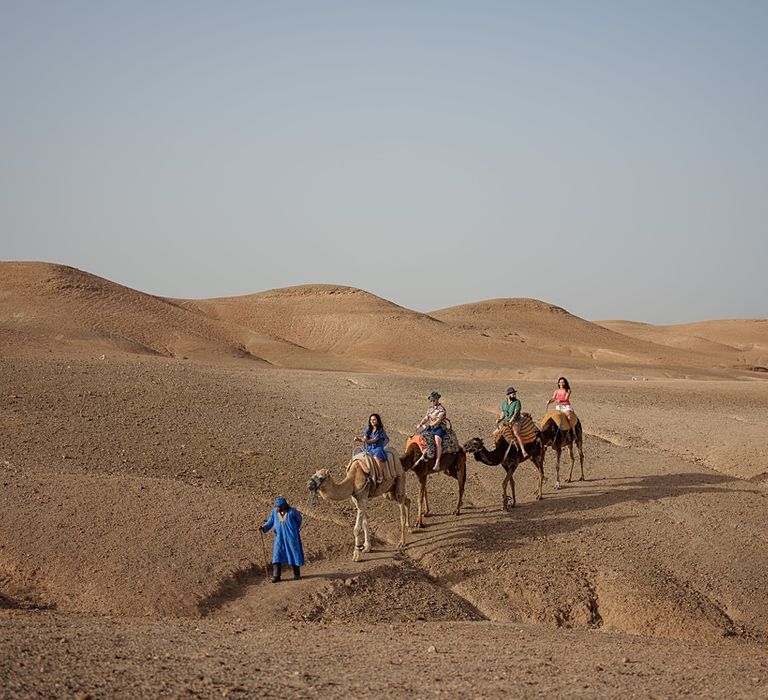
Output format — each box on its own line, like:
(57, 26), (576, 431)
(259, 497), (305, 583)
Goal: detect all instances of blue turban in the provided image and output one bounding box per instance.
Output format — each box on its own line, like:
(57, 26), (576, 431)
(275, 496), (288, 507)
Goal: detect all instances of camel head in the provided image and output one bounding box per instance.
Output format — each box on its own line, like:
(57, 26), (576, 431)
(307, 468), (330, 501)
(462, 437), (485, 454)
(399, 441), (423, 472)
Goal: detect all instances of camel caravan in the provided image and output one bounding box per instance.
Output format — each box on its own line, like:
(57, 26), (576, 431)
(307, 380), (584, 561)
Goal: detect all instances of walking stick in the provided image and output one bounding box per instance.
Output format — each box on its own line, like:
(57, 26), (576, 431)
(259, 529), (271, 580)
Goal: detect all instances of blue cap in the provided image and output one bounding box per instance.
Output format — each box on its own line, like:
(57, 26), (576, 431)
(275, 497), (287, 507)
(506, 387), (517, 394)
(428, 391), (441, 401)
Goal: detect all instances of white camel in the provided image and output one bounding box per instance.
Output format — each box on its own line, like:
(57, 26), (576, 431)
(307, 448), (410, 561)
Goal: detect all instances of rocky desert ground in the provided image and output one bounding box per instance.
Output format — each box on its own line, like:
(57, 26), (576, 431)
(1, 262), (767, 698)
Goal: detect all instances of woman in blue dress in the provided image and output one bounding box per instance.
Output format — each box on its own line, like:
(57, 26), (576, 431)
(353, 413), (389, 482)
(259, 497), (305, 583)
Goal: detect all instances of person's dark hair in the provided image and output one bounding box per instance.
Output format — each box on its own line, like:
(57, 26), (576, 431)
(558, 377), (571, 391)
(366, 413), (385, 436)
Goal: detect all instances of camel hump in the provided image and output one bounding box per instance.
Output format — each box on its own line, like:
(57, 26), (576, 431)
(541, 410), (578, 432)
(352, 448), (403, 489)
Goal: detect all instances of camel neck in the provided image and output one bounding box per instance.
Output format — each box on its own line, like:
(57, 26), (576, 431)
(319, 468), (360, 500)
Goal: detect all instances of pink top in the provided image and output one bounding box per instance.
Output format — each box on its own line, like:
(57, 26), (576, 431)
(554, 389), (571, 406)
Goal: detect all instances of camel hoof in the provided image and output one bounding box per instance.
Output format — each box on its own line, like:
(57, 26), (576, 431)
(504, 502), (515, 511)
(553, 481), (561, 490)
(453, 509), (461, 516)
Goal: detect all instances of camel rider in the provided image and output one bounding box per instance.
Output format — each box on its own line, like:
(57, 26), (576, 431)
(353, 413), (389, 483)
(259, 497), (305, 583)
(495, 387), (528, 458)
(416, 391), (446, 472)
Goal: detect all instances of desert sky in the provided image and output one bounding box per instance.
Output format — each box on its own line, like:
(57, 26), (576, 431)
(2, 1), (768, 322)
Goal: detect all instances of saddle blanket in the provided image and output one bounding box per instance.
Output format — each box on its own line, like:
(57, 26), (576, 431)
(541, 410), (579, 431)
(406, 428), (460, 460)
(495, 412), (538, 446)
(348, 446), (401, 482)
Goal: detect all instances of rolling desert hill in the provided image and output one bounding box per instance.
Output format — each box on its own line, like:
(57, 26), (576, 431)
(599, 318), (768, 371)
(2, 261), (760, 378)
(0, 262), (284, 363)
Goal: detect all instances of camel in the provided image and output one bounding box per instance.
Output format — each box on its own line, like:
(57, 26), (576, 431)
(539, 417), (585, 489)
(399, 441), (467, 528)
(463, 432), (545, 510)
(307, 447), (410, 562)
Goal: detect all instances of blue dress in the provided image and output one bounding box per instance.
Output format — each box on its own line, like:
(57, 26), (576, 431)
(363, 427), (389, 462)
(262, 507), (305, 566)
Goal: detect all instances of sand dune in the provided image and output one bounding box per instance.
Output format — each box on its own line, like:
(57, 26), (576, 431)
(3, 262), (764, 378)
(599, 318), (768, 370)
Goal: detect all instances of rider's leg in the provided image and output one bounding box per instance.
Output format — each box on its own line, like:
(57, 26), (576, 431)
(432, 435), (443, 471)
(374, 456), (385, 482)
(512, 422), (528, 458)
(565, 410), (576, 439)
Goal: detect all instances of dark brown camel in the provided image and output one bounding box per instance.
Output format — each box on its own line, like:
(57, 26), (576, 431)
(539, 417), (585, 489)
(399, 441), (466, 528)
(463, 432), (545, 510)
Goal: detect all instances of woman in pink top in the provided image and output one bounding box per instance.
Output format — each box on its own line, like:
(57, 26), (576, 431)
(546, 376), (576, 439)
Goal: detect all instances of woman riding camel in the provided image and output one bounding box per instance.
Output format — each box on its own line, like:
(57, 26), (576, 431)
(417, 391), (447, 472)
(546, 376), (576, 440)
(496, 386), (528, 458)
(353, 413), (390, 483)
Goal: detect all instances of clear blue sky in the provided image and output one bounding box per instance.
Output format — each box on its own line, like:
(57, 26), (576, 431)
(2, 1), (766, 323)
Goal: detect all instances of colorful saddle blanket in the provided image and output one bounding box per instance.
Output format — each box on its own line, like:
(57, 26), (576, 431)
(348, 446), (401, 481)
(406, 428), (460, 460)
(541, 410), (579, 432)
(495, 412), (538, 447)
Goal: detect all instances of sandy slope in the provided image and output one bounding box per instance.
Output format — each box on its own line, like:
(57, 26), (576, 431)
(5, 261), (763, 377)
(599, 318), (768, 371)
(1, 261), (768, 697)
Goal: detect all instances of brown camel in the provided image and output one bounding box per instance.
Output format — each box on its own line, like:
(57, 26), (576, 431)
(539, 417), (585, 489)
(399, 441), (466, 528)
(307, 447), (410, 562)
(462, 432), (545, 510)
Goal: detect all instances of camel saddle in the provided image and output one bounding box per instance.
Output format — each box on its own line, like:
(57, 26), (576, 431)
(348, 446), (401, 483)
(407, 428), (460, 460)
(540, 410), (578, 432)
(495, 412), (538, 447)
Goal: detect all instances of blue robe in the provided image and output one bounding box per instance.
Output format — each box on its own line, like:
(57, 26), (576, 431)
(362, 428), (390, 462)
(262, 507), (305, 566)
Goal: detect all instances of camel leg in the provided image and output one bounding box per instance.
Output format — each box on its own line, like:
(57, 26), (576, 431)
(501, 468), (516, 510)
(361, 498), (371, 554)
(393, 475), (410, 548)
(575, 439), (585, 481)
(534, 452), (545, 500)
(352, 500), (365, 562)
(416, 474), (427, 528)
(454, 453), (466, 516)
(565, 440), (576, 482)
(553, 446), (562, 490)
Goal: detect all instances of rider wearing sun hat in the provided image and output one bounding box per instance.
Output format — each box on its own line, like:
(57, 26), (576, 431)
(495, 386), (528, 458)
(416, 391), (447, 471)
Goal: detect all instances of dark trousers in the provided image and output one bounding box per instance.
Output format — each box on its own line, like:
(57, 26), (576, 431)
(271, 563), (301, 582)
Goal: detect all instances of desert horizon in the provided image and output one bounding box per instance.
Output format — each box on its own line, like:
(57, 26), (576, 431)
(2, 259), (767, 697)
(3, 261), (766, 377)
